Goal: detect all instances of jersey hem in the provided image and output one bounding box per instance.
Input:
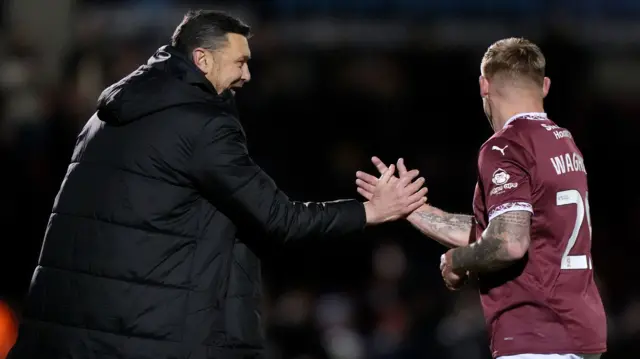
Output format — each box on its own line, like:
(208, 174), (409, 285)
(492, 347), (607, 359)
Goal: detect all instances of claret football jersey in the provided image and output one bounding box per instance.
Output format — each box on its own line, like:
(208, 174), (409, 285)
(472, 113), (607, 357)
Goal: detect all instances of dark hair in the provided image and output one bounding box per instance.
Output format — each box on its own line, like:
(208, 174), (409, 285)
(171, 10), (251, 56)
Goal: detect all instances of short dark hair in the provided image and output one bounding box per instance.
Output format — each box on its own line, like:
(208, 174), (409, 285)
(171, 10), (251, 55)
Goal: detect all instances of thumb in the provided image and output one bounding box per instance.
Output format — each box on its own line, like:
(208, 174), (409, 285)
(372, 156), (389, 175)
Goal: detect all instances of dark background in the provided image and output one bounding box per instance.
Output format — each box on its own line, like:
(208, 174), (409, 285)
(0, 1), (638, 358)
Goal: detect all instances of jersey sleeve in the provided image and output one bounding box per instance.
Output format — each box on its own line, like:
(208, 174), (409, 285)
(478, 137), (534, 222)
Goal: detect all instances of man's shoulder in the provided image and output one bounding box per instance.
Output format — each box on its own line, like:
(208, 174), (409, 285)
(478, 131), (530, 164)
(478, 118), (563, 162)
(168, 102), (242, 132)
(487, 119), (541, 146)
(503, 118), (571, 149)
(179, 102), (234, 120)
(480, 133), (519, 151)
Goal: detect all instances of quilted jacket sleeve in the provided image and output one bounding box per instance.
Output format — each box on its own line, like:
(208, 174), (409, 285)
(188, 115), (366, 242)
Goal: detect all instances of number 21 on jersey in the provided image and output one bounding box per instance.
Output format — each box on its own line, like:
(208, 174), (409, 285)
(557, 190), (592, 270)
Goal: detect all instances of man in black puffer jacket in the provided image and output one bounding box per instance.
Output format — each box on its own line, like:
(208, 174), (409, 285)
(8, 10), (427, 359)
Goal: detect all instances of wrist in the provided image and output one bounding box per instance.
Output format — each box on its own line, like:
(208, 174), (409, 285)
(448, 248), (467, 274)
(363, 201), (379, 225)
(407, 203), (429, 219)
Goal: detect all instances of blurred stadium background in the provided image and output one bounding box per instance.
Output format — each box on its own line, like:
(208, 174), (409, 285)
(0, 0), (639, 358)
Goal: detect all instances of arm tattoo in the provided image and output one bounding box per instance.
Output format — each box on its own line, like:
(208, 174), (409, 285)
(414, 211), (474, 233)
(450, 211), (531, 273)
(409, 208), (474, 248)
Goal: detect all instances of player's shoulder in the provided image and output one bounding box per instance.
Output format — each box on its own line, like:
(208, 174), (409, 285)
(502, 113), (565, 142)
(480, 113), (555, 157)
(478, 126), (541, 169)
(479, 131), (527, 160)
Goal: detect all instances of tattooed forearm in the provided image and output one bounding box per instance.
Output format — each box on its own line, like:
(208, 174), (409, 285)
(451, 236), (511, 273)
(407, 206), (474, 248)
(414, 211), (473, 232)
(450, 211), (531, 273)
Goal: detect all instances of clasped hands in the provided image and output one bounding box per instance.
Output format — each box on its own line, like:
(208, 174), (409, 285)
(360, 158), (428, 225)
(357, 156), (468, 291)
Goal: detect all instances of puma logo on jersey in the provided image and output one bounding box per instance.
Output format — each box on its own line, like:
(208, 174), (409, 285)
(492, 145), (508, 155)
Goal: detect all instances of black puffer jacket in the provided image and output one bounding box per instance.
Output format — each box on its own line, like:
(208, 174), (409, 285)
(8, 46), (366, 359)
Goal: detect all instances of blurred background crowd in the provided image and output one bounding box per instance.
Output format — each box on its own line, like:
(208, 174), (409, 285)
(0, 0), (639, 358)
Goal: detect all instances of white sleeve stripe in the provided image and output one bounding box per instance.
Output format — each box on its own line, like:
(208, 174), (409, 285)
(488, 202), (533, 221)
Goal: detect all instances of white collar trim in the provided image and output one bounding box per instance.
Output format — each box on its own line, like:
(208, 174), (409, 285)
(503, 112), (547, 129)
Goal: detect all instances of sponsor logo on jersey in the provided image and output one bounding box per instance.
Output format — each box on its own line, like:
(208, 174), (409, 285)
(541, 123), (561, 131)
(490, 182), (519, 196)
(490, 169), (518, 196)
(491, 169), (510, 185)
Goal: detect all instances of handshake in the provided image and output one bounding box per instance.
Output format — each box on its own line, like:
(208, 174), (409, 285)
(356, 156), (468, 291)
(357, 156), (428, 225)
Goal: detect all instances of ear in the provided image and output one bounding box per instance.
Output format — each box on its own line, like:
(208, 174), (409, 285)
(479, 75), (490, 98)
(542, 77), (551, 98)
(191, 48), (212, 73)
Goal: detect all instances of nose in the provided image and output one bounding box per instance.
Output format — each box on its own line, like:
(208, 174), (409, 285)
(241, 63), (251, 82)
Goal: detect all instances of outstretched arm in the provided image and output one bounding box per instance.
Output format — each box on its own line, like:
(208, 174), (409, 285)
(407, 205), (475, 248)
(189, 117), (427, 243)
(190, 116), (366, 242)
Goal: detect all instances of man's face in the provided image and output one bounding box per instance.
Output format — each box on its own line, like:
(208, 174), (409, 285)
(193, 33), (251, 95)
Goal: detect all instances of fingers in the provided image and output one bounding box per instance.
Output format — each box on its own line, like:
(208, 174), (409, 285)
(355, 178), (376, 194)
(356, 187), (373, 201)
(441, 269), (467, 291)
(407, 187), (428, 205)
(355, 171), (376, 201)
(444, 277), (462, 291)
(397, 158), (408, 176)
(380, 164), (395, 184)
(406, 196), (427, 213)
(398, 169), (420, 187)
(408, 188), (427, 207)
(441, 269), (455, 290)
(355, 171), (379, 186)
(405, 176), (426, 195)
(371, 156), (389, 175)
